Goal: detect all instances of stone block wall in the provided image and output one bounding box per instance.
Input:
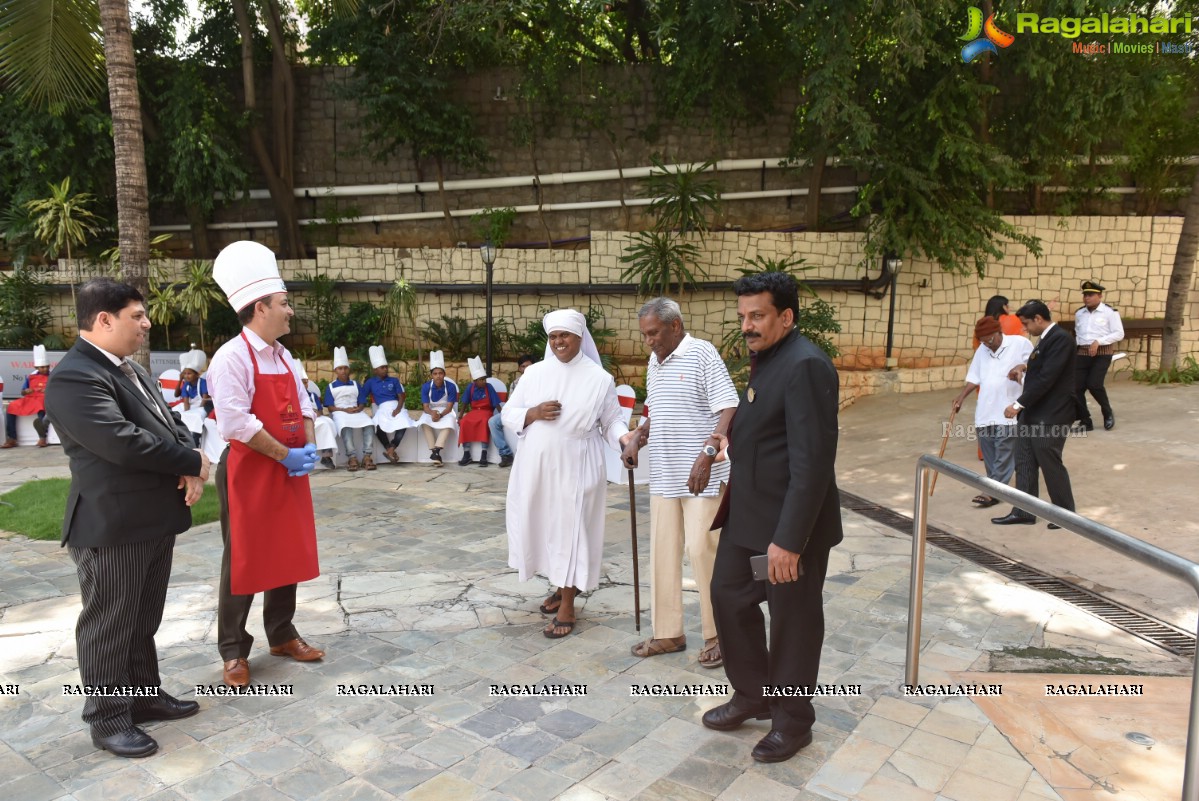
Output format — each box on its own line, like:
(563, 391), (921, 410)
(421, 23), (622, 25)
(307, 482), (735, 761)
(45, 215), (1198, 405)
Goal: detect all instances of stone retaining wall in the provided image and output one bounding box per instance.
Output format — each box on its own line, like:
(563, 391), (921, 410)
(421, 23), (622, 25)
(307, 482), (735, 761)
(45, 216), (1197, 398)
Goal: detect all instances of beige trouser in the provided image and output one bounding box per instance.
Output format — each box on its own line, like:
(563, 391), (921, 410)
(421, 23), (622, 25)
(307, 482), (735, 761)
(422, 426), (452, 449)
(649, 487), (724, 640)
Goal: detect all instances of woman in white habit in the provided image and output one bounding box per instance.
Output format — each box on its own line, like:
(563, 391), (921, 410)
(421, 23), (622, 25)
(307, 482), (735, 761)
(503, 309), (634, 638)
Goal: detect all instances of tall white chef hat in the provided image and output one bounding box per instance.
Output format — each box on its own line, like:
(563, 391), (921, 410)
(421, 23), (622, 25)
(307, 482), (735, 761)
(179, 344), (207, 373)
(300, 366), (310, 381)
(369, 345), (388, 369)
(33, 344), (48, 367)
(428, 350), (445, 371)
(467, 355), (486, 380)
(333, 346), (350, 369)
(542, 309), (601, 366)
(213, 241), (286, 312)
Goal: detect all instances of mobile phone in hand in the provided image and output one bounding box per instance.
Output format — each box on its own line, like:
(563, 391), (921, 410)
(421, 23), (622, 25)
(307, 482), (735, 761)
(750, 554), (768, 581)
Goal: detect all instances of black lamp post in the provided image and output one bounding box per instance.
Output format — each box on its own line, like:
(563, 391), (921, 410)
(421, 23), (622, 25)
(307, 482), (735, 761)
(883, 253), (903, 370)
(479, 239), (498, 375)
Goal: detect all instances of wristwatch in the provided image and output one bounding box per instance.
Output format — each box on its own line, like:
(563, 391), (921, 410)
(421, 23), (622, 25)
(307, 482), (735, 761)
(702, 444), (718, 458)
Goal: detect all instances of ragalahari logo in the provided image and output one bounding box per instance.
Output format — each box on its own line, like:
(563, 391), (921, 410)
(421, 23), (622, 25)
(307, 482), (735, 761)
(960, 7), (1015, 62)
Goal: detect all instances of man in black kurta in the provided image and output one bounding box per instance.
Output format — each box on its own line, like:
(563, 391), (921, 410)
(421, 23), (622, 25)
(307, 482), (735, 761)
(703, 272), (843, 764)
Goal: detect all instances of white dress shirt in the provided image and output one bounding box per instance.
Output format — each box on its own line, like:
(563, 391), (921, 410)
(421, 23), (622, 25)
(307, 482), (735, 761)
(966, 335), (1034, 426)
(1075, 302), (1124, 346)
(206, 327), (315, 444)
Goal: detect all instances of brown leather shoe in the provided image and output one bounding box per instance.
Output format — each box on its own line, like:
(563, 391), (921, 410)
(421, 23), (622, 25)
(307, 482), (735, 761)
(222, 658), (250, 687)
(36, 438), (47, 447)
(346, 456), (359, 472)
(1, 439), (16, 449)
(269, 638), (325, 662)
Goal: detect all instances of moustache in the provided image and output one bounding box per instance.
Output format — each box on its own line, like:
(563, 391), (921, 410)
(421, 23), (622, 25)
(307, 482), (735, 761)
(742, 333), (760, 340)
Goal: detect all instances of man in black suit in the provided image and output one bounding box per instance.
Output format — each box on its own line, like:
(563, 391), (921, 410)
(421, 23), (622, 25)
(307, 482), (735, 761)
(702, 272), (843, 763)
(992, 299), (1076, 528)
(45, 278), (210, 759)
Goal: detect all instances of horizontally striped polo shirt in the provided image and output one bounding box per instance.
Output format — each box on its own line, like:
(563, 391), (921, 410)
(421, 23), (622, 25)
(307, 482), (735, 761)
(645, 334), (740, 498)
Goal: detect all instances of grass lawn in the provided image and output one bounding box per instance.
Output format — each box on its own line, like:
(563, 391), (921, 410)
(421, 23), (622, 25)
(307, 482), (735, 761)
(0, 478), (220, 541)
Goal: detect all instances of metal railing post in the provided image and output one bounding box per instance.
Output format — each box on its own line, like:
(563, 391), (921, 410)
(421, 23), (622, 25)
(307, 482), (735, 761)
(905, 455), (1199, 801)
(905, 463), (931, 686)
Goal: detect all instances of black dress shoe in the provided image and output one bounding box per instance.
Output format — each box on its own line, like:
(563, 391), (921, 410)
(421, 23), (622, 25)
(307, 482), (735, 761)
(751, 729), (814, 763)
(991, 513), (1035, 525)
(1047, 523), (1062, 530)
(1103, 413), (1115, 430)
(701, 696), (771, 731)
(132, 695), (200, 724)
(92, 726), (158, 758)
(1073, 420), (1094, 432)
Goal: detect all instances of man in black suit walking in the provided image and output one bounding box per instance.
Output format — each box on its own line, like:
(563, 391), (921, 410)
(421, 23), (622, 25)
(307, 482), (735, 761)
(702, 272), (843, 763)
(45, 278), (210, 758)
(992, 299), (1076, 528)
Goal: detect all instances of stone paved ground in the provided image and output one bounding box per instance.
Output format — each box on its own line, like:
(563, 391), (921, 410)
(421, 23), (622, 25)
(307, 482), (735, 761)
(0, 436), (1191, 800)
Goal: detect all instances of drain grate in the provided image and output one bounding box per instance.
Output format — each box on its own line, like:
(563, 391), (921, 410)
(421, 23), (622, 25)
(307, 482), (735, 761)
(839, 490), (1196, 658)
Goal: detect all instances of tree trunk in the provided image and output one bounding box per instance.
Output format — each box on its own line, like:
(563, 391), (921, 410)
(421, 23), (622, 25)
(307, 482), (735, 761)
(1160, 166), (1199, 371)
(806, 149), (826, 230)
(97, 0), (152, 370)
(186, 203), (212, 258)
(231, 0), (304, 258)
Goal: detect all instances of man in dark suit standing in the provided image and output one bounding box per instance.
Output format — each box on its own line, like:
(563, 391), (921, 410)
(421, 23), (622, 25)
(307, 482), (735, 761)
(702, 272), (843, 763)
(992, 299), (1077, 528)
(45, 278), (210, 758)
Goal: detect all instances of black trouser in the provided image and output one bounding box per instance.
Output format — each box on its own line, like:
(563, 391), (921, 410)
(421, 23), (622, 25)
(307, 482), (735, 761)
(1009, 422), (1075, 519)
(70, 535), (175, 736)
(1074, 354), (1112, 423)
(216, 448), (298, 660)
(711, 538), (831, 736)
(376, 427), (407, 449)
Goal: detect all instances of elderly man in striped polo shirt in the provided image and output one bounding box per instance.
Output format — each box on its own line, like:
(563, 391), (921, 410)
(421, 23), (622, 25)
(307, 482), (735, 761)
(621, 297), (739, 668)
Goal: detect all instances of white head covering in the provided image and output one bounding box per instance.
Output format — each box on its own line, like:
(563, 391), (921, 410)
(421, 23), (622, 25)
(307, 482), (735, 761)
(467, 356), (486, 380)
(543, 309), (601, 366)
(333, 346), (350, 369)
(213, 240), (286, 312)
(179, 344), (207, 373)
(429, 350), (445, 372)
(300, 366), (310, 382)
(33, 345), (48, 367)
(369, 345), (388, 370)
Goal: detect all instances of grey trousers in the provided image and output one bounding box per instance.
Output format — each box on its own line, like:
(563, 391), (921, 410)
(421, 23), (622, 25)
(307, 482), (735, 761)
(977, 424), (1016, 485)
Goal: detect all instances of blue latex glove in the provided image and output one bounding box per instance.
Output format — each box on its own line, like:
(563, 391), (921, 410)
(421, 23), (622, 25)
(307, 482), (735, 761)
(279, 444), (317, 476)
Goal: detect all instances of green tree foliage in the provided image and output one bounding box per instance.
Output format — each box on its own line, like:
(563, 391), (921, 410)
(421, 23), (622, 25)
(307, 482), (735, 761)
(0, 266), (53, 347)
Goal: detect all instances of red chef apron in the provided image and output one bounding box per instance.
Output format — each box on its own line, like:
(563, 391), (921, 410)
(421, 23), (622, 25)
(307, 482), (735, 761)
(227, 333), (319, 595)
(458, 387), (494, 444)
(7, 373), (49, 415)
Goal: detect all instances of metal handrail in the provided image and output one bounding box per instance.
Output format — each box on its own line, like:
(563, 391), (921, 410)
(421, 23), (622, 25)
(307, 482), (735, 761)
(905, 454), (1199, 801)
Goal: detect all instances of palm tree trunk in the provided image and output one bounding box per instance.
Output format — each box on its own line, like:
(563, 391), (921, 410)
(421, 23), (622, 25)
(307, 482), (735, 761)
(1160, 167), (1199, 371)
(97, 0), (152, 370)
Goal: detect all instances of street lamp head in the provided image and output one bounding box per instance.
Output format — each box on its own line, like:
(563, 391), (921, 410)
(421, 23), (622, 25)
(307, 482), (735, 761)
(479, 240), (498, 268)
(886, 255), (903, 273)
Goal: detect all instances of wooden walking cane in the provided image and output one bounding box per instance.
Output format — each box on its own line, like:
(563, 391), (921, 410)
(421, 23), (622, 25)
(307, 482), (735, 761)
(930, 407), (957, 496)
(628, 470), (641, 633)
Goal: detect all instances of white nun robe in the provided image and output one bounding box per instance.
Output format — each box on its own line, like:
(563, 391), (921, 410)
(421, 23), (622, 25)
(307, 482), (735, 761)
(503, 321), (628, 592)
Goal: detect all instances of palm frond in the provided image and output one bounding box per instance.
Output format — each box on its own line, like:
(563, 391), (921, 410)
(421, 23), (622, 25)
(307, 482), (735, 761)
(0, 0), (106, 110)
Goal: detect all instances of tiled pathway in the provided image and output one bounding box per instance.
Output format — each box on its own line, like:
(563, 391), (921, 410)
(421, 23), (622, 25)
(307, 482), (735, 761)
(0, 447), (1191, 800)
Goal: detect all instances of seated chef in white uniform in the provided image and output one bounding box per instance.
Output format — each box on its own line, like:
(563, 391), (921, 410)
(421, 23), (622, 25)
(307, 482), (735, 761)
(415, 350), (458, 466)
(363, 345), (413, 464)
(301, 367), (340, 469)
(175, 345), (209, 447)
(322, 346), (376, 472)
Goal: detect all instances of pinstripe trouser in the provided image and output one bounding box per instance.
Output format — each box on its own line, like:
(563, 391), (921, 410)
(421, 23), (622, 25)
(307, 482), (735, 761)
(1013, 423), (1076, 516)
(69, 535), (175, 737)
